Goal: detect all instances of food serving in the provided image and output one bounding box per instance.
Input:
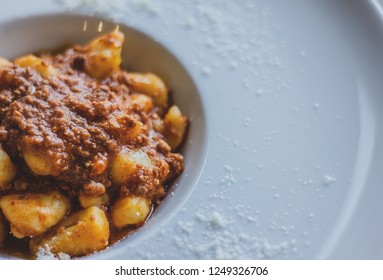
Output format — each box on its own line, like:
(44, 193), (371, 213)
(0, 31), (187, 259)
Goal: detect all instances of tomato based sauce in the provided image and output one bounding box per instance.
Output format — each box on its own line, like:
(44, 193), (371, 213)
(0, 32), (187, 259)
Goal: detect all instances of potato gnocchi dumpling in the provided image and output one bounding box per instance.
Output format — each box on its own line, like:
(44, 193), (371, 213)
(30, 206), (109, 256)
(111, 148), (152, 184)
(85, 31), (124, 79)
(14, 55), (57, 79)
(79, 192), (109, 209)
(0, 191), (70, 238)
(164, 105), (188, 151)
(0, 57), (11, 70)
(107, 112), (145, 143)
(130, 93), (154, 113)
(124, 73), (168, 108)
(0, 148), (17, 189)
(22, 148), (52, 176)
(111, 196), (151, 228)
(0, 31), (187, 259)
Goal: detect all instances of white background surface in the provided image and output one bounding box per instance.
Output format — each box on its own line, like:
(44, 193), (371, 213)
(1, 0), (383, 259)
(4, 260), (383, 280)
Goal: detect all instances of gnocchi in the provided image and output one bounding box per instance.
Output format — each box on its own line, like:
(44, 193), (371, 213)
(164, 105), (188, 151)
(85, 31), (124, 79)
(130, 93), (154, 113)
(124, 73), (168, 108)
(22, 148), (52, 176)
(14, 55), (57, 78)
(79, 192), (109, 209)
(110, 148), (152, 184)
(0, 57), (11, 70)
(107, 112), (144, 143)
(0, 191), (70, 238)
(30, 206), (109, 256)
(0, 148), (17, 188)
(111, 196), (151, 228)
(0, 31), (187, 259)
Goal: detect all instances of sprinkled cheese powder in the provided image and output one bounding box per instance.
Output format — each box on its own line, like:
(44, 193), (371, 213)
(54, 0), (343, 260)
(323, 175), (337, 185)
(172, 211), (296, 260)
(36, 245), (71, 260)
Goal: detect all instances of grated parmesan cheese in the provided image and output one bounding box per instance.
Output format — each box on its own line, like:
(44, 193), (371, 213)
(36, 245), (71, 260)
(323, 175), (336, 185)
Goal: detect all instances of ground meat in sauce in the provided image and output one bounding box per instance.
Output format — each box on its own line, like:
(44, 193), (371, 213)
(0, 32), (188, 259)
(0, 42), (184, 200)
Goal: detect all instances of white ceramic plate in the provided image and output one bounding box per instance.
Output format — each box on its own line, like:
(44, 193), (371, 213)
(1, 0), (383, 259)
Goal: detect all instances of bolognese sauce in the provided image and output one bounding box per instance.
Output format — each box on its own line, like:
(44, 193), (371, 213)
(0, 32), (187, 259)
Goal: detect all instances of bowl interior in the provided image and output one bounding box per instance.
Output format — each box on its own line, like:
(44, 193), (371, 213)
(0, 13), (207, 259)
